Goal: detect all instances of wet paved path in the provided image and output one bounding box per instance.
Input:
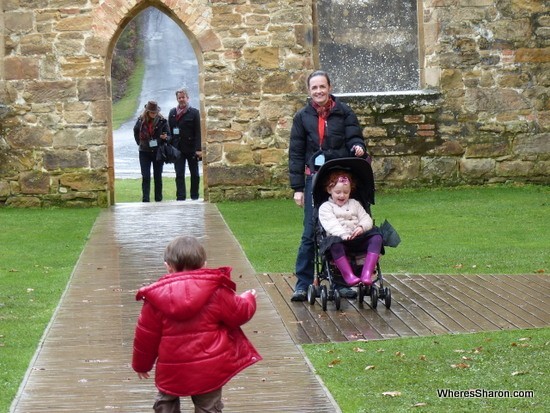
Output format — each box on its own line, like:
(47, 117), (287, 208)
(11, 202), (340, 413)
(10, 202), (549, 412)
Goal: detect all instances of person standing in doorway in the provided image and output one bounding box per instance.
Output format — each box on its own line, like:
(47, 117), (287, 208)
(288, 70), (367, 302)
(134, 101), (170, 202)
(168, 88), (202, 201)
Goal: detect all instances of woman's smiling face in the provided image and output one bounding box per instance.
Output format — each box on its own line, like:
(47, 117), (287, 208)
(308, 75), (331, 106)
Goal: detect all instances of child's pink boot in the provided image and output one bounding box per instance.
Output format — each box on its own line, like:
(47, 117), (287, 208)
(360, 253), (379, 286)
(333, 256), (360, 286)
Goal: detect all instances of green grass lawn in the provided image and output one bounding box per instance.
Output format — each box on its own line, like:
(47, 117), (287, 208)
(0, 184), (548, 412)
(0, 208), (100, 412)
(217, 184), (549, 275)
(115, 177), (204, 203)
(302, 328), (549, 412)
(112, 61), (145, 130)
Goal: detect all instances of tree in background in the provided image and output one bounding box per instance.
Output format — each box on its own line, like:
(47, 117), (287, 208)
(112, 15), (144, 102)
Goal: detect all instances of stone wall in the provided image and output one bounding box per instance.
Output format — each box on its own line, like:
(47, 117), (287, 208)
(0, 0), (548, 207)
(420, 0), (549, 186)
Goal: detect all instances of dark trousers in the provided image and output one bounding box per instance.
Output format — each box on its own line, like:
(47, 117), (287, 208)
(174, 152), (200, 200)
(139, 150), (164, 202)
(153, 389), (224, 413)
(294, 175), (314, 291)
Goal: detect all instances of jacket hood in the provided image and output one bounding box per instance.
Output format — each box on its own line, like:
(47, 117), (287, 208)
(135, 267), (235, 321)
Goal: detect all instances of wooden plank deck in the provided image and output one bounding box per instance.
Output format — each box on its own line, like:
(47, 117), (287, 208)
(9, 201), (549, 412)
(258, 272), (549, 345)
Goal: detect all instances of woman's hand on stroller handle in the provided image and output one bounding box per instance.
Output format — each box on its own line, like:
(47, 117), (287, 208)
(352, 145), (365, 157)
(293, 191), (304, 207)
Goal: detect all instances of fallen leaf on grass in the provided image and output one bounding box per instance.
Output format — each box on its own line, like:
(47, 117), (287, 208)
(328, 359), (341, 368)
(511, 342), (530, 347)
(451, 363), (470, 369)
(365, 365), (376, 370)
(395, 351), (405, 357)
(353, 347), (366, 353)
(382, 391), (402, 397)
(413, 402), (428, 407)
(512, 371), (528, 376)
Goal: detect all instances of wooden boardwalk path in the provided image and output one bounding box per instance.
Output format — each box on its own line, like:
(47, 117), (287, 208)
(260, 272), (549, 345)
(11, 202), (340, 413)
(10, 202), (549, 412)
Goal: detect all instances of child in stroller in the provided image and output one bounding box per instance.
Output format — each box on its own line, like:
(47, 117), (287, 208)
(308, 157), (392, 310)
(318, 170), (383, 287)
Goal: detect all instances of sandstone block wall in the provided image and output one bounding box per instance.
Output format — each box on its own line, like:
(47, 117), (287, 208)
(0, 0), (548, 207)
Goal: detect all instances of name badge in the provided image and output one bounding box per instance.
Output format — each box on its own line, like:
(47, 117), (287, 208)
(173, 128), (180, 135)
(314, 153), (325, 166)
(149, 139), (158, 148)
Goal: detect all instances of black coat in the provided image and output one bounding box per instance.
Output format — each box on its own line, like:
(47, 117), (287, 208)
(168, 107), (201, 153)
(133, 115), (170, 152)
(289, 96), (365, 192)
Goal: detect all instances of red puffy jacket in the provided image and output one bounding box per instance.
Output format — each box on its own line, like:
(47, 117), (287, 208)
(132, 267), (262, 396)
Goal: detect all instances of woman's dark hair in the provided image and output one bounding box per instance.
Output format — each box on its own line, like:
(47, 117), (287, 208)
(307, 70), (331, 88)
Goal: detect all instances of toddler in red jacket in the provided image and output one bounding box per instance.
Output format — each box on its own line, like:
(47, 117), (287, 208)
(132, 236), (261, 413)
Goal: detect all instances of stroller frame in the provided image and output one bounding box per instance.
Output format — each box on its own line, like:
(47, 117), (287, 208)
(306, 157), (392, 311)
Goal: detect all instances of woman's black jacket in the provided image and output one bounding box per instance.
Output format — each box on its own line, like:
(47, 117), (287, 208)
(288, 96), (365, 192)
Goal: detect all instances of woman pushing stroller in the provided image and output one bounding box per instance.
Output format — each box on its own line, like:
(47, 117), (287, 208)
(318, 170), (383, 287)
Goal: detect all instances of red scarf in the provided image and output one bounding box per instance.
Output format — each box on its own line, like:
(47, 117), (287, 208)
(175, 105), (188, 122)
(312, 97), (335, 146)
(140, 117), (156, 141)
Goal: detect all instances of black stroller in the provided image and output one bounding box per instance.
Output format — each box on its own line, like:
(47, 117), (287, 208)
(307, 157), (393, 311)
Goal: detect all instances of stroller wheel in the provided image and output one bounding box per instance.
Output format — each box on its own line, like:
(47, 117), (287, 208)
(384, 287), (392, 309)
(320, 285), (328, 311)
(334, 288), (341, 310)
(357, 284), (366, 304)
(307, 284), (317, 305)
(370, 286), (378, 309)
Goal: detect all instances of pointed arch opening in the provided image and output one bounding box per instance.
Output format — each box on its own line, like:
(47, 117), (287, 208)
(106, 5), (203, 203)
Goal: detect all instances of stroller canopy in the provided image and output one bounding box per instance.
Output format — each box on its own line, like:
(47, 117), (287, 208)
(312, 157), (375, 209)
